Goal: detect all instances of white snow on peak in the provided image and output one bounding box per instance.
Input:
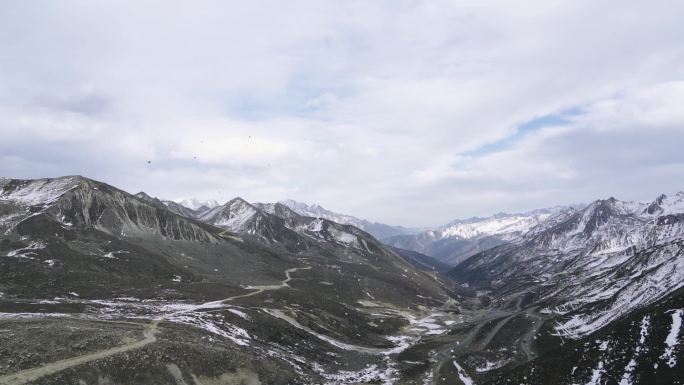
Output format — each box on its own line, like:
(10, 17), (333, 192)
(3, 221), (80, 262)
(270, 199), (416, 239)
(0, 176), (81, 206)
(424, 207), (570, 242)
(280, 199), (366, 227)
(199, 199), (257, 232)
(644, 193), (684, 216)
(175, 198), (220, 210)
(438, 212), (553, 240)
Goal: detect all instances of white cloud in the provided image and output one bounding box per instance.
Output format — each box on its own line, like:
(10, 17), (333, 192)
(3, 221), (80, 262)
(0, 1), (683, 226)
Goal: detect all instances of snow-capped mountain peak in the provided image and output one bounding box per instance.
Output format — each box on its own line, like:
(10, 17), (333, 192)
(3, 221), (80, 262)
(450, 190), (684, 340)
(175, 198), (220, 210)
(384, 205), (579, 266)
(438, 210), (557, 240)
(643, 192), (684, 216)
(278, 199), (413, 239)
(422, 207), (571, 242)
(198, 197), (258, 233)
(278, 199), (348, 221)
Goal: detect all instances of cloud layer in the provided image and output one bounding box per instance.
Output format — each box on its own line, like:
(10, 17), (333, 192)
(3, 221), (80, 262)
(1, 0), (683, 226)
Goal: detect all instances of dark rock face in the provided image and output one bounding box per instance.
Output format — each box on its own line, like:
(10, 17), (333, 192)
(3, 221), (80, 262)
(48, 180), (221, 243)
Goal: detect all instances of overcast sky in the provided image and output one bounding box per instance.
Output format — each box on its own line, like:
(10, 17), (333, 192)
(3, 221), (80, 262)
(1, 1), (683, 227)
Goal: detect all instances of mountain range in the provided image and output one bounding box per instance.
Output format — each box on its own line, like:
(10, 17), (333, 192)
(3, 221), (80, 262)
(443, 192), (684, 384)
(384, 207), (574, 266)
(1, 175), (683, 385)
(276, 199), (422, 240)
(0, 176), (464, 384)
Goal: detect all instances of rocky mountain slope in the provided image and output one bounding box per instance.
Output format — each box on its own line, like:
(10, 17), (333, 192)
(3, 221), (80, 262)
(443, 192), (684, 384)
(0, 175), (474, 385)
(450, 194), (684, 337)
(202, 199), (398, 259)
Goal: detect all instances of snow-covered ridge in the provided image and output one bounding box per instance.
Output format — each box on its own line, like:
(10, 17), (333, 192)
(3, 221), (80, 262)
(175, 198), (220, 210)
(530, 194), (684, 256)
(0, 176), (82, 206)
(0, 176), (223, 243)
(454, 191), (684, 340)
(280, 199), (362, 226)
(643, 192), (684, 216)
(197, 198), (380, 253)
(199, 198), (257, 233)
(437, 211), (555, 240)
(278, 199), (412, 239)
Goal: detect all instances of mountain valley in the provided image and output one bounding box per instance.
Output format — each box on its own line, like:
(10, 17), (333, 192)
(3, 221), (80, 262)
(0, 176), (683, 384)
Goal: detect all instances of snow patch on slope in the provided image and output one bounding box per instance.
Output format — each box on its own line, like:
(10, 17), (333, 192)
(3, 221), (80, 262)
(6, 241), (46, 259)
(0, 176), (81, 206)
(619, 315), (650, 385)
(328, 227), (359, 247)
(585, 360), (605, 385)
(553, 244), (684, 338)
(660, 309), (683, 368)
(452, 361), (475, 385)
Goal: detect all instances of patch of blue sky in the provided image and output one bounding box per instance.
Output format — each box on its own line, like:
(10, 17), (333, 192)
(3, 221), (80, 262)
(463, 106), (584, 157)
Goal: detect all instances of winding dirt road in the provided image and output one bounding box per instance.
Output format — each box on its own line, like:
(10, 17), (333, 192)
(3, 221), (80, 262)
(0, 265), (311, 385)
(0, 320), (159, 385)
(226, 266), (311, 301)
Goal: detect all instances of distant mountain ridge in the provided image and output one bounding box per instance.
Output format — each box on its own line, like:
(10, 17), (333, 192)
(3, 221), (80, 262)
(385, 206), (572, 266)
(175, 198), (220, 210)
(135, 194), (448, 272)
(158, 197), (418, 240)
(198, 198), (402, 262)
(277, 199), (419, 240)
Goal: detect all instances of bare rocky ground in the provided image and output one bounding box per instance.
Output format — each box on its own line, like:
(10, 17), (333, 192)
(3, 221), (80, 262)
(2, 273), (682, 384)
(0, 268), (480, 385)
